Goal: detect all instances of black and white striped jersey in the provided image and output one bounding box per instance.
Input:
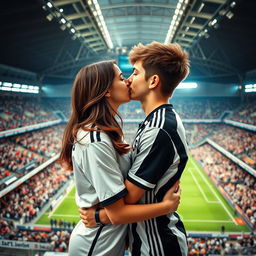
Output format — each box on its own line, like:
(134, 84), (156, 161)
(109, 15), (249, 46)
(127, 104), (188, 256)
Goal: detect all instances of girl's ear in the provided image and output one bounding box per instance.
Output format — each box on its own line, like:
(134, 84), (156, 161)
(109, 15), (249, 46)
(105, 91), (111, 98)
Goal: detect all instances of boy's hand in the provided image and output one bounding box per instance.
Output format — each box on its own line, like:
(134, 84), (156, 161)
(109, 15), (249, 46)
(162, 180), (181, 212)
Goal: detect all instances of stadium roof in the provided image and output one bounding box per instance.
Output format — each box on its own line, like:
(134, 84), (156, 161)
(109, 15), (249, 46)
(0, 0), (255, 85)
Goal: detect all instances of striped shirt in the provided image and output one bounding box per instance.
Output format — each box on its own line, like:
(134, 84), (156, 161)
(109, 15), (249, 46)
(127, 104), (188, 256)
(69, 126), (131, 256)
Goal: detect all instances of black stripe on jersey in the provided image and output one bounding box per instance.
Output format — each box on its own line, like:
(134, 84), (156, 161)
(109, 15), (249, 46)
(147, 191), (163, 256)
(131, 223), (142, 256)
(90, 130), (95, 143)
(90, 124), (96, 143)
(90, 124), (101, 143)
(88, 225), (104, 256)
(145, 218), (153, 256)
(153, 112), (158, 127)
(144, 192), (154, 256)
(173, 212), (187, 237)
(100, 188), (127, 207)
(155, 216), (183, 256)
(96, 130), (101, 142)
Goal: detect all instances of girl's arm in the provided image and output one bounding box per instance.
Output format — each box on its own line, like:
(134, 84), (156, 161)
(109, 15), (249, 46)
(80, 181), (180, 226)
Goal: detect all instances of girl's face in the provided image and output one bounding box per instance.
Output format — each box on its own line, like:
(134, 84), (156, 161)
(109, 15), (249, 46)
(106, 64), (130, 109)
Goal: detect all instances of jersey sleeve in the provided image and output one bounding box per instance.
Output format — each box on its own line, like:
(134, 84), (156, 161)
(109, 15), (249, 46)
(127, 127), (176, 190)
(83, 141), (127, 207)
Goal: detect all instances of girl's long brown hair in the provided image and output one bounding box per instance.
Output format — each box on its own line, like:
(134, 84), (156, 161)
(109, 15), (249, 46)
(60, 60), (129, 170)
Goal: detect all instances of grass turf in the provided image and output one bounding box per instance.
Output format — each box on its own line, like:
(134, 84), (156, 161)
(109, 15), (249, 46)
(36, 156), (249, 232)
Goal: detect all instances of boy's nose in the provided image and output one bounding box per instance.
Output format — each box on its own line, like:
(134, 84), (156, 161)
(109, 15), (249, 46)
(125, 77), (132, 86)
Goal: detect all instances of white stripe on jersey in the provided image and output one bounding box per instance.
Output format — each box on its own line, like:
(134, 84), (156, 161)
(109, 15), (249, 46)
(129, 172), (155, 189)
(155, 109), (162, 127)
(172, 109), (188, 154)
(168, 214), (188, 255)
(160, 108), (166, 129)
(144, 191), (165, 256)
(93, 130), (97, 142)
(152, 217), (165, 255)
(145, 192), (157, 255)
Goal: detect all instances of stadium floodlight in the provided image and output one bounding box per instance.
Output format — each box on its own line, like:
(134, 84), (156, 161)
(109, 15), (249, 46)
(60, 18), (66, 24)
(13, 83), (21, 88)
(0, 81), (40, 94)
(226, 11), (234, 19)
(87, 0), (113, 49)
(0, 87), (11, 91)
(165, 0), (189, 44)
(47, 2), (53, 8)
(46, 13), (53, 21)
(177, 82), (198, 89)
(3, 82), (12, 87)
(230, 1), (236, 8)
(245, 83), (256, 93)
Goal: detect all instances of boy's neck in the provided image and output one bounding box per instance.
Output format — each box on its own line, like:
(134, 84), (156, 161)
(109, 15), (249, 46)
(141, 96), (169, 116)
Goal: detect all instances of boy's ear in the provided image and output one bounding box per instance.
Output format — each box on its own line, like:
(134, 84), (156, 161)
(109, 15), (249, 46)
(149, 75), (160, 89)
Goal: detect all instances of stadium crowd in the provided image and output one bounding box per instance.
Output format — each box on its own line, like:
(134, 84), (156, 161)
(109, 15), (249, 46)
(0, 163), (71, 223)
(11, 124), (65, 158)
(1, 219), (255, 254)
(0, 220), (70, 252)
(0, 138), (45, 174)
(210, 125), (256, 169)
(188, 235), (256, 255)
(229, 100), (256, 125)
(184, 124), (220, 145)
(1, 96), (255, 131)
(0, 95), (58, 131)
(191, 144), (256, 228)
(0, 125), (65, 190)
(172, 98), (239, 119)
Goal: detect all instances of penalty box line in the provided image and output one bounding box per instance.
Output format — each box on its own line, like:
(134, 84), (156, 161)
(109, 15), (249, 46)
(190, 159), (237, 225)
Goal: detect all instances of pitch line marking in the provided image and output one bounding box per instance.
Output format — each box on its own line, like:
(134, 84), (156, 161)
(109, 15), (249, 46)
(188, 168), (219, 204)
(49, 214), (78, 218)
(191, 159), (237, 225)
(48, 185), (75, 218)
(183, 219), (233, 223)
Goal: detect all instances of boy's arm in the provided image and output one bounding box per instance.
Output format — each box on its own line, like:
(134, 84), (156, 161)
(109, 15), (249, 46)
(124, 179), (145, 204)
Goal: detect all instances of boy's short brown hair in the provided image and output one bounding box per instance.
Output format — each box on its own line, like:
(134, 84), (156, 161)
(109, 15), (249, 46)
(129, 41), (190, 96)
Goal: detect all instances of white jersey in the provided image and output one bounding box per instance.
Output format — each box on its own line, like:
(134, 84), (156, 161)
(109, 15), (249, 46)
(69, 126), (131, 256)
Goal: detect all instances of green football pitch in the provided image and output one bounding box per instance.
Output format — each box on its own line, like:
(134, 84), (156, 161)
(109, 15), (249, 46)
(36, 156), (249, 232)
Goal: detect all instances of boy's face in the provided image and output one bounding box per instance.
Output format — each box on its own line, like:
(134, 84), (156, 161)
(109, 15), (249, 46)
(127, 61), (150, 101)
